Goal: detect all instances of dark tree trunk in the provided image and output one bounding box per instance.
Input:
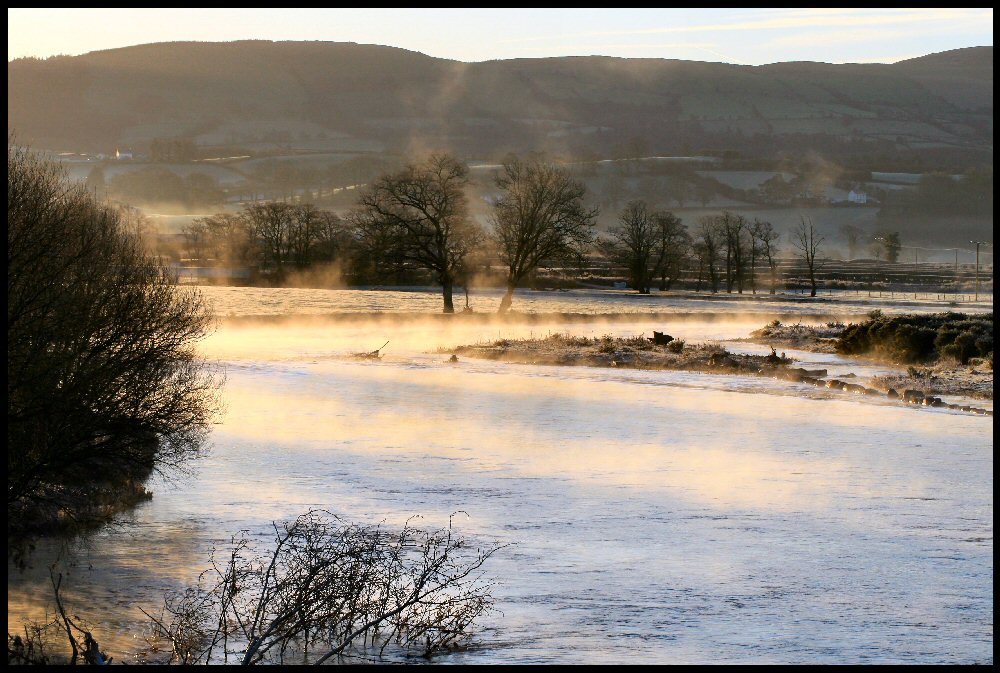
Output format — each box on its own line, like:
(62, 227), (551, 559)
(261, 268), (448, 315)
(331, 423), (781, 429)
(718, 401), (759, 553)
(442, 278), (455, 313)
(498, 283), (515, 313)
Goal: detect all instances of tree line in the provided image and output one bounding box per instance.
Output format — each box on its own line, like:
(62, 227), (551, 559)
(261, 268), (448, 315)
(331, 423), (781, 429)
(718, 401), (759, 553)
(179, 152), (833, 312)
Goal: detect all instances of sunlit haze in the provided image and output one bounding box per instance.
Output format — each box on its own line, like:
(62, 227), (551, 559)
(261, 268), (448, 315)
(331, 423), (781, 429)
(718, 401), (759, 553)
(7, 7), (993, 64)
(7, 5), (993, 666)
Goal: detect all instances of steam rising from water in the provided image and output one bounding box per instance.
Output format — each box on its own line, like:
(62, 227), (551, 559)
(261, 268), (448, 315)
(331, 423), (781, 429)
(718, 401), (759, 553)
(8, 289), (993, 664)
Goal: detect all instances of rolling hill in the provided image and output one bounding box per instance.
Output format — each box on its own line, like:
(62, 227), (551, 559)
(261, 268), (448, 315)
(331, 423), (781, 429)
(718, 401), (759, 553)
(7, 41), (993, 168)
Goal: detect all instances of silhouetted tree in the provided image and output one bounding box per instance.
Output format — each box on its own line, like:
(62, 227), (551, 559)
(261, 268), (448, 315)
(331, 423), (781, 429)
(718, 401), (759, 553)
(695, 217), (724, 293)
(198, 212), (254, 267)
(311, 210), (348, 264)
(751, 219), (780, 294)
(719, 211), (750, 293)
(7, 142), (219, 539)
(287, 203), (323, 267)
(876, 230), (902, 264)
(792, 216), (824, 297)
(603, 201), (657, 293)
(491, 157), (597, 313)
(182, 220), (210, 262)
(651, 210), (689, 291)
(352, 154), (480, 313)
(243, 202), (294, 270)
(700, 211), (750, 293)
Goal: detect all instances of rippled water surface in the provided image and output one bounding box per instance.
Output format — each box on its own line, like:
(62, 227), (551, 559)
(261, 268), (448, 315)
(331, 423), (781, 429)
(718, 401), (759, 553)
(8, 288), (993, 664)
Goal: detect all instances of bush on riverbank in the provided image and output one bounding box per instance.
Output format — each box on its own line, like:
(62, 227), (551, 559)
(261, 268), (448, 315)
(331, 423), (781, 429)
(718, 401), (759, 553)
(836, 311), (993, 365)
(8, 142), (220, 545)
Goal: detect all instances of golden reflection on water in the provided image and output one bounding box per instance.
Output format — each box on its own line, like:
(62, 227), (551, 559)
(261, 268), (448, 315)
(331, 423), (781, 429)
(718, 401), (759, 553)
(213, 357), (952, 513)
(10, 316), (991, 664)
(200, 317), (772, 362)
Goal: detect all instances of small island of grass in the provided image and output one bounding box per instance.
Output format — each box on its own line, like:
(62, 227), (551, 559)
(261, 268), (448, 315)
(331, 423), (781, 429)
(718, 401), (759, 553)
(450, 332), (797, 375)
(447, 314), (993, 415)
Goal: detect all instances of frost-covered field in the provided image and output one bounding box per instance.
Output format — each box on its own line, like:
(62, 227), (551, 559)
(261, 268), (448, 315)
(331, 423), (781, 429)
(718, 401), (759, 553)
(198, 285), (992, 318)
(8, 288), (993, 664)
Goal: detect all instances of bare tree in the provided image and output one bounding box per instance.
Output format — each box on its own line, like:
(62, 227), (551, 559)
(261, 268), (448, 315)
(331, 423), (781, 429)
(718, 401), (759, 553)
(652, 210), (689, 291)
(353, 154), (480, 313)
(839, 223), (864, 260)
(695, 217), (724, 293)
(8, 142), (219, 540)
(717, 211), (751, 293)
(696, 212), (748, 293)
(242, 202), (294, 270)
(182, 220), (210, 262)
(311, 210), (348, 264)
(143, 510), (504, 664)
(750, 219), (780, 295)
(603, 201), (657, 293)
(349, 204), (405, 284)
(199, 212), (254, 268)
(286, 203), (316, 267)
(491, 156), (598, 313)
(792, 216), (825, 297)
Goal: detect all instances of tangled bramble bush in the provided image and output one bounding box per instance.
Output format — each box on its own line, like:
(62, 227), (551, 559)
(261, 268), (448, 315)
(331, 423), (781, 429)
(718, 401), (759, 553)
(141, 510), (503, 664)
(836, 312), (993, 365)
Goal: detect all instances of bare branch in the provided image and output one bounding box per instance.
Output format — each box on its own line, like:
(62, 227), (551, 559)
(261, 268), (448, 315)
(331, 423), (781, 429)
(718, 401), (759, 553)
(144, 509), (505, 664)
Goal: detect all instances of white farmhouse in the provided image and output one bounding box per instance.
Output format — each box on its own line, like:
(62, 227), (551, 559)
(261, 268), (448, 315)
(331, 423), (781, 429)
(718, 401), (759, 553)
(847, 189), (867, 204)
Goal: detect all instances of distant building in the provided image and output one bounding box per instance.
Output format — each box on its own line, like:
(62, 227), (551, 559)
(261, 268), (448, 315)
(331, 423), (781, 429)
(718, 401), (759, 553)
(847, 189), (868, 204)
(115, 147), (133, 160)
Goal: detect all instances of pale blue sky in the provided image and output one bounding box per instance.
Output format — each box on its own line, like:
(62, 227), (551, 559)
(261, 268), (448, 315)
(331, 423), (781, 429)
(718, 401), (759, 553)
(7, 8), (993, 64)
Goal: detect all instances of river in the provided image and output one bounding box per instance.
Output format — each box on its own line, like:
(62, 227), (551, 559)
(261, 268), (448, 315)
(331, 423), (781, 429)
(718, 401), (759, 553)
(7, 287), (994, 664)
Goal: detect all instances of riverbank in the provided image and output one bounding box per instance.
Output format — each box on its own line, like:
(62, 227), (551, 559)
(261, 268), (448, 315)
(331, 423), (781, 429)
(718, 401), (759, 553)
(743, 316), (993, 401)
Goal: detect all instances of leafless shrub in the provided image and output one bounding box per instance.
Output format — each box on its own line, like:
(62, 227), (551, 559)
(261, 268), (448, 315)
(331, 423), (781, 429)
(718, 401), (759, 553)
(141, 510), (504, 664)
(7, 623), (52, 666)
(7, 569), (111, 666)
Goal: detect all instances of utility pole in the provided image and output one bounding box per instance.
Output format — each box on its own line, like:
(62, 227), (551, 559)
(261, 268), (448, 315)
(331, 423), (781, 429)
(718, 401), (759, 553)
(969, 240), (991, 302)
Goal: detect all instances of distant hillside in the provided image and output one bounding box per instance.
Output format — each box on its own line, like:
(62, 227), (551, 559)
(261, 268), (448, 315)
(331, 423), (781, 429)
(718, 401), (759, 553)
(7, 42), (993, 167)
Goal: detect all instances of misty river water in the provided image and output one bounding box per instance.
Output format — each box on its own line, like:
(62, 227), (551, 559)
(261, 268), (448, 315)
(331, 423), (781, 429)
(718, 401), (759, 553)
(7, 287), (994, 664)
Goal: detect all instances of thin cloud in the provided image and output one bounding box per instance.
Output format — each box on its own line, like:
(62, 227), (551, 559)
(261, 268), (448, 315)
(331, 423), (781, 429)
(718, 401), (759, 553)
(501, 8), (992, 44)
(769, 28), (915, 49)
(518, 42), (715, 51)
